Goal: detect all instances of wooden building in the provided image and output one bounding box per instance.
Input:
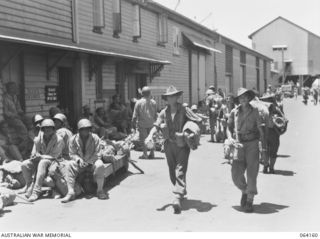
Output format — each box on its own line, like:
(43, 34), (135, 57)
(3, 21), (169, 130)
(0, 0), (272, 128)
(249, 16), (320, 87)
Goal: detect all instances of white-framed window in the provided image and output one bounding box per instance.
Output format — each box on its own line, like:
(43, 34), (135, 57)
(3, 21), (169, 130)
(158, 14), (168, 45)
(132, 4), (141, 41)
(92, 0), (105, 33)
(112, 0), (121, 38)
(172, 26), (180, 55)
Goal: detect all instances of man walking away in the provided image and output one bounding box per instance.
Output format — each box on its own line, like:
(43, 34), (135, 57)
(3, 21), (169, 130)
(132, 86), (157, 159)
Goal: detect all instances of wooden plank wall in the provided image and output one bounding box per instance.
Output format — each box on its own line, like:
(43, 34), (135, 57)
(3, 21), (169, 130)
(23, 48), (59, 117)
(0, 0), (73, 41)
(77, 0), (215, 106)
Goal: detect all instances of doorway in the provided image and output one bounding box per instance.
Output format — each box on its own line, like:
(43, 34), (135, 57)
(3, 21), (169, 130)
(127, 74), (147, 101)
(58, 67), (76, 129)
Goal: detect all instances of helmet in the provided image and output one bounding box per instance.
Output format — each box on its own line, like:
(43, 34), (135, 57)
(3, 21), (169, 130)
(33, 114), (44, 124)
(41, 119), (55, 128)
(191, 104), (198, 111)
(77, 119), (92, 130)
(206, 89), (214, 95)
(53, 113), (67, 124)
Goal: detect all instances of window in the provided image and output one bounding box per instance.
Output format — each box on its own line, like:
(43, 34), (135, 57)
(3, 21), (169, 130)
(158, 14), (168, 45)
(225, 45), (233, 75)
(172, 26), (180, 55)
(240, 51), (246, 87)
(112, 0), (121, 38)
(132, 4), (141, 42)
(256, 57), (260, 91)
(92, 0), (105, 34)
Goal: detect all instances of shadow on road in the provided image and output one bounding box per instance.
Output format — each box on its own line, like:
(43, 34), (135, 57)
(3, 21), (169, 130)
(233, 202), (289, 214)
(273, 170), (296, 176)
(156, 199), (217, 213)
(277, 155), (291, 158)
(0, 209), (12, 217)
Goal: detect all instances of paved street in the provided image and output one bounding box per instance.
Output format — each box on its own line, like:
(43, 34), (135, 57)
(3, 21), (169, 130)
(1, 97), (320, 232)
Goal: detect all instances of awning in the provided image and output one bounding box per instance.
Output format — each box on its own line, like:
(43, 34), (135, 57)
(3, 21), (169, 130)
(183, 32), (222, 53)
(0, 33), (171, 65)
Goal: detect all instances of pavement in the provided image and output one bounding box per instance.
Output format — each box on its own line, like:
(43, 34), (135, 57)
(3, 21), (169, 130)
(1, 96), (320, 232)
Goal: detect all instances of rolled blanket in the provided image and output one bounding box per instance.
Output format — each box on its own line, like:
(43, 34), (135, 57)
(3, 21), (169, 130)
(183, 121), (201, 150)
(0, 160), (23, 174)
(0, 187), (16, 211)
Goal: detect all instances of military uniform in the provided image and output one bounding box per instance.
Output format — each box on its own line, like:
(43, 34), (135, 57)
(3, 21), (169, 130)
(3, 93), (28, 140)
(265, 104), (284, 173)
(63, 133), (105, 196)
(21, 132), (64, 197)
(154, 103), (198, 198)
(228, 104), (263, 201)
(206, 94), (222, 141)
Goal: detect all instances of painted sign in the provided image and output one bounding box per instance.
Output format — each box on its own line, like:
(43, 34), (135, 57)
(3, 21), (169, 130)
(45, 86), (58, 103)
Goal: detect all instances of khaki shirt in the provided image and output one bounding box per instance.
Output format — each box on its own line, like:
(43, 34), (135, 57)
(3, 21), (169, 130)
(154, 104), (201, 142)
(132, 98), (157, 129)
(3, 93), (23, 118)
(69, 133), (101, 164)
(228, 105), (262, 141)
(56, 128), (73, 159)
(31, 132), (64, 159)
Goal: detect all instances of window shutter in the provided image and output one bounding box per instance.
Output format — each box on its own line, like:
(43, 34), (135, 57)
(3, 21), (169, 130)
(159, 14), (168, 43)
(172, 26), (180, 55)
(92, 0), (104, 28)
(133, 4), (141, 38)
(112, 0), (121, 34)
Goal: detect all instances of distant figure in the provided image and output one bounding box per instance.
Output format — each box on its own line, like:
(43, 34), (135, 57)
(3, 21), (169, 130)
(132, 86), (157, 159)
(218, 88), (225, 99)
(312, 88), (318, 105)
(110, 95), (129, 134)
(3, 82), (28, 141)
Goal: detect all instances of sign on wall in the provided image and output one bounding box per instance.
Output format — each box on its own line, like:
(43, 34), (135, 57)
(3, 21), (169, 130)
(45, 85), (58, 103)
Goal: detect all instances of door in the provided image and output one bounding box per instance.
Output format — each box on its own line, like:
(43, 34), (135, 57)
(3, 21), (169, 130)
(58, 67), (76, 129)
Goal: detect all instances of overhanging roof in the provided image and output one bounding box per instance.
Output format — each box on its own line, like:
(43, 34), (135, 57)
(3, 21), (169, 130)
(182, 32), (221, 53)
(0, 33), (171, 65)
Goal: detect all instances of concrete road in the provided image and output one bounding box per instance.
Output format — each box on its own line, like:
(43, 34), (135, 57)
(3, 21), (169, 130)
(1, 97), (320, 232)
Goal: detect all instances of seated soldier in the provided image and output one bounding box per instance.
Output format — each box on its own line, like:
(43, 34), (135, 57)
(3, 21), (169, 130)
(93, 107), (117, 139)
(53, 113), (73, 159)
(61, 119), (107, 203)
(47, 113), (75, 199)
(0, 121), (24, 162)
(30, 114), (44, 140)
(109, 95), (128, 134)
(21, 119), (64, 202)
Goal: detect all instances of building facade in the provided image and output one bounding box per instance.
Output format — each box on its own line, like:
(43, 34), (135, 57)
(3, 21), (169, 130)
(0, 0), (272, 129)
(249, 16), (320, 87)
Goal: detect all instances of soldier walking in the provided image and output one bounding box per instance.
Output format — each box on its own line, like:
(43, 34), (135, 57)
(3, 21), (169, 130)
(227, 88), (267, 213)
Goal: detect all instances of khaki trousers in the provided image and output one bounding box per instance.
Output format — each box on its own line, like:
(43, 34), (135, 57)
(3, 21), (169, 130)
(231, 139), (260, 199)
(164, 141), (190, 197)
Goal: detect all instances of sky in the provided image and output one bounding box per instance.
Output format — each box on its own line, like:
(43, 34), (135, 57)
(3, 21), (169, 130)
(153, 0), (320, 48)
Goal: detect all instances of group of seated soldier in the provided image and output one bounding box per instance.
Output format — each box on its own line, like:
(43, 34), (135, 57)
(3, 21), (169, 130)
(0, 85), (132, 205)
